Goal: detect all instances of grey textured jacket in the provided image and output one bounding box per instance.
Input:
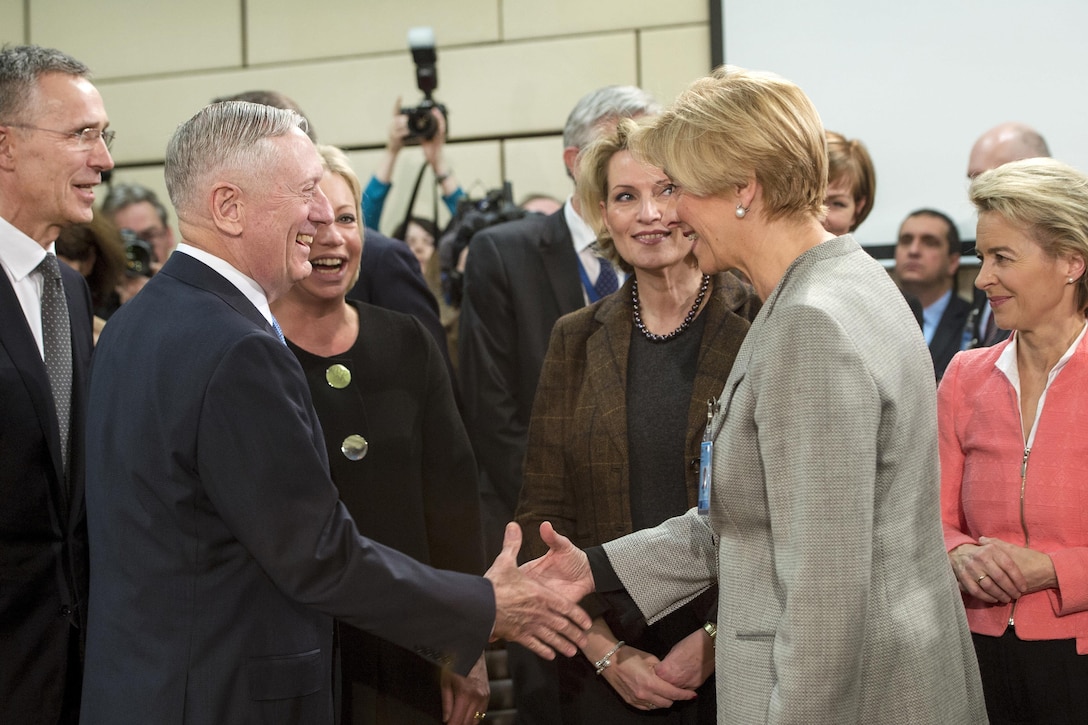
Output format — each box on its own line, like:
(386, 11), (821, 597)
(603, 236), (987, 724)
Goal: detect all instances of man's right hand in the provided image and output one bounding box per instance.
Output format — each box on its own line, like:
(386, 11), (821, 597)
(484, 522), (591, 659)
(519, 521), (595, 603)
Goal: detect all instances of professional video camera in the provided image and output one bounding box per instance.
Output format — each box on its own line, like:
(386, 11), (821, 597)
(439, 183), (531, 307)
(401, 27), (448, 143)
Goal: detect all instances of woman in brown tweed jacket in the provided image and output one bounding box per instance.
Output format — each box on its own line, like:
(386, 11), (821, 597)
(514, 118), (759, 724)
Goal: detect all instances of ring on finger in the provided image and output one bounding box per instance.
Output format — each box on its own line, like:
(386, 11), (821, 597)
(473, 712), (486, 721)
(976, 573), (989, 583)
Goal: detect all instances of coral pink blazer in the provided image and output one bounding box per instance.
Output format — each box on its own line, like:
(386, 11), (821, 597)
(939, 335), (1088, 654)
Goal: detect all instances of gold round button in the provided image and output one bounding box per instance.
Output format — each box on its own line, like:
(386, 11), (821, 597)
(341, 434), (368, 461)
(326, 364), (351, 389)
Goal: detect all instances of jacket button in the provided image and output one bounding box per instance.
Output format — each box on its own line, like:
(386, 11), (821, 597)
(59, 605), (72, 617)
(689, 458), (700, 471)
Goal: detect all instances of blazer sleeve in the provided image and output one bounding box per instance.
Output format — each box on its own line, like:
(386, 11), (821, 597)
(938, 354), (977, 553)
(749, 304), (880, 723)
(600, 507), (717, 623)
(459, 229), (526, 513)
(198, 331), (494, 675)
(515, 316), (580, 561)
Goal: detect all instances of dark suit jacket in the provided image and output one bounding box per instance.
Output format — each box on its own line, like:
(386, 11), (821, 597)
(931, 292), (972, 379)
(458, 209), (584, 555)
(82, 252), (494, 724)
(350, 228), (452, 374)
(0, 259), (92, 725)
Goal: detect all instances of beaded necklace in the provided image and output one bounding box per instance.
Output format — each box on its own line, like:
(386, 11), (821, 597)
(631, 274), (710, 342)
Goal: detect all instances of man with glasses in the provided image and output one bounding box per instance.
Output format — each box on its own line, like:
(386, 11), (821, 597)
(102, 182), (177, 270)
(0, 44), (113, 724)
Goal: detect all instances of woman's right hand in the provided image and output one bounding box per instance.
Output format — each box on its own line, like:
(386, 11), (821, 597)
(949, 541), (1027, 603)
(600, 644), (698, 712)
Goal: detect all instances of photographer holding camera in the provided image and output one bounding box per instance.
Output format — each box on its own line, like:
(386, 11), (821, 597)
(362, 97), (464, 232)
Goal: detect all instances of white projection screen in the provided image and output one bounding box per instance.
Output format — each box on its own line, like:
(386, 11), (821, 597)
(713, 0), (1088, 254)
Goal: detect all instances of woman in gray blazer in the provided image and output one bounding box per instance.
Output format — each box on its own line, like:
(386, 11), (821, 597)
(525, 66), (988, 724)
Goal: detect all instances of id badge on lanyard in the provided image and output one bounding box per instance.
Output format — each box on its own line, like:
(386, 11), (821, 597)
(698, 397), (720, 515)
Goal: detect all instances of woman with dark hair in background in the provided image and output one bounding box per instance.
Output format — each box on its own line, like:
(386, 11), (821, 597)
(822, 130), (875, 237)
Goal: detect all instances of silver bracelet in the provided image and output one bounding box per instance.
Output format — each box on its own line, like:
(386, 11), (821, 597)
(594, 641), (625, 675)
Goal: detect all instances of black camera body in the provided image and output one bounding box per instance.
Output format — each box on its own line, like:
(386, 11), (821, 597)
(401, 98), (448, 143)
(119, 228), (154, 278)
(401, 27), (447, 144)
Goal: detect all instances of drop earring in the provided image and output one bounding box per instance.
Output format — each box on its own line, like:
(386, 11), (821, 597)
(735, 205), (748, 219)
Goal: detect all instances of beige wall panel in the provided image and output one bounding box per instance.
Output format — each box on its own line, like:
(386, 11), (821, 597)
(503, 0), (707, 41)
(502, 136), (569, 209)
(0, 1), (26, 46)
(441, 33), (638, 140)
(246, 0), (500, 65)
(96, 55), (407, 165)
(348, 141), (503, 235)
(29, 0), (241, 78)
(638, 24), (711, 106)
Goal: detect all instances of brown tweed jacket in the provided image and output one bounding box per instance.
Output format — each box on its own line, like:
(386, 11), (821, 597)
(516, 272), (759, 559)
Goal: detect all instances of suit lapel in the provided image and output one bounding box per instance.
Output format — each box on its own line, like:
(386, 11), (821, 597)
(539, 211), (584, 316)
(160, 253), (274, 335)
(584, 288), (632, 460)
(0, 269), (64, 483)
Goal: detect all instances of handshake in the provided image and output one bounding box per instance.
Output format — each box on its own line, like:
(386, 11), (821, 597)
(483, 521), (595, 658)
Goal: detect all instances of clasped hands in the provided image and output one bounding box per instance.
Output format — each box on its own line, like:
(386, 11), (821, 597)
(949, 536), (1058, 604)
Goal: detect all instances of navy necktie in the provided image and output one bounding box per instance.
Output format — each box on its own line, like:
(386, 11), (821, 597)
(594, 260), (619, 298)
(37, 253), (73, 483)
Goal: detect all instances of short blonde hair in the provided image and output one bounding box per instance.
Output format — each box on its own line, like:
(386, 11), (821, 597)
(575, 117), (644, 273)
(826, 130), (876, 231)
(316, 144), (362, 230)
(633, 66), (827, 222)
(971, 157), (1088, 313)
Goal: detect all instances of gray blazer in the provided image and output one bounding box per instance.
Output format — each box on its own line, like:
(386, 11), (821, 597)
(603, 237), (987, 724)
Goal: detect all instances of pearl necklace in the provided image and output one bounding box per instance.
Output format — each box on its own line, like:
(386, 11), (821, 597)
(631, 274), (710, 342)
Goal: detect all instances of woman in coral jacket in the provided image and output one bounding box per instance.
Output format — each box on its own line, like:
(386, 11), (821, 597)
(940, 157), (1088, 724)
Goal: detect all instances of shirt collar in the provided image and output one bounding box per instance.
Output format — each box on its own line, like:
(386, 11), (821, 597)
(563, 197), (597, 254)
(0, 214), (52, 283)
(174, 242), (276, 326)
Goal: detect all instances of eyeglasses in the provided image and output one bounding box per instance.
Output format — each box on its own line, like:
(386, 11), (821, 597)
(3, 123), (115, 151)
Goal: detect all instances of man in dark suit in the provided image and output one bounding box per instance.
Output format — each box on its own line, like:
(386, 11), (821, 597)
(81, 101), (589, 724)
(351, 227), (454, 375)
(0, 45), (110, 725)
(893, 208), (971, 379)
(965, 122), (1050, 349)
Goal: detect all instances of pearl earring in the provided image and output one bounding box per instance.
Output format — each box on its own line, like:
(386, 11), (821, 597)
(735, 205), (747, 219)
(1069, 277), (1076, 285)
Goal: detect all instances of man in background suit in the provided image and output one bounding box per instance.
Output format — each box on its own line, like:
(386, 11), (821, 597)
(965, 122), (1050, 348)
(0, 45), (109, 725)
(893, 208), (971, 379)
(81, 101), (589, 724)
(458, 84), (660, 725)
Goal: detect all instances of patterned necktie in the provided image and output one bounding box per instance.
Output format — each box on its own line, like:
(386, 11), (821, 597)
(270, 316), (287, 346)
(594, 260), (619, 298)
(37, 253), (73, 481)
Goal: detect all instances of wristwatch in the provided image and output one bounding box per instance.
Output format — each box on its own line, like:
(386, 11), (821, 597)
(703, 621), (718, 640)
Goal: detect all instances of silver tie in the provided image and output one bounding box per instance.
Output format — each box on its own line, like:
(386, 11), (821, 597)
(37, 253), (73, 482)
